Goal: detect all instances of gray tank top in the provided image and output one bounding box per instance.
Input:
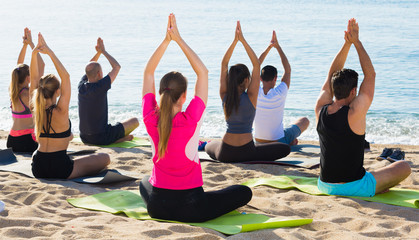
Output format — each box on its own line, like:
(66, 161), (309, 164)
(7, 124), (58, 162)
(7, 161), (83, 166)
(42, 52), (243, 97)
(224, 92), (255, 134)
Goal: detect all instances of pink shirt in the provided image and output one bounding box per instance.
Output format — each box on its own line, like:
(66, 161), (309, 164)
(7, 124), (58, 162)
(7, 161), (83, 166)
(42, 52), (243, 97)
(142, 93), (206, 190)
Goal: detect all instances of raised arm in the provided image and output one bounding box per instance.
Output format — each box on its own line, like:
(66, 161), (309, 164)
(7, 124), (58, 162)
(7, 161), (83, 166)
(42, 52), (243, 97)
(168, 14), (208, 104)
(29, 41), (41, 99)
(220, 23), (239, 100)
(271, 31), (291, 88)
(258, 42), (273, 65)
(19, 28), (45, 76)
(143, 15), (172, 97)
(96, 38), (121, 83)
(36, 34), (71, 112)
(17, 28), (29, 65)
(315, 21), (352, 121)
(237, 21), (260, 106)
(348, 19), (376, 117)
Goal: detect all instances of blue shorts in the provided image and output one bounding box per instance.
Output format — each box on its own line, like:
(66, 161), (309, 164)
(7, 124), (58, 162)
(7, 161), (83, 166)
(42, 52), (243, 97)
(317, 172), (377, 197)
(277, 125), (301, 145)
(81, 123), (125, 145)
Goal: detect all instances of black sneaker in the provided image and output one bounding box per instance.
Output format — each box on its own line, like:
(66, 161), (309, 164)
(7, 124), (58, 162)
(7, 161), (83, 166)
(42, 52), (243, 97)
(387, 150), (405, 162)
(377, 148), (393, 160)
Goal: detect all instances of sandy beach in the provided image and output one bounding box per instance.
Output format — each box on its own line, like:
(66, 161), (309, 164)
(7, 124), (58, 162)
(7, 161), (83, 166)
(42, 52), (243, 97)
(0, 130), (418, 239)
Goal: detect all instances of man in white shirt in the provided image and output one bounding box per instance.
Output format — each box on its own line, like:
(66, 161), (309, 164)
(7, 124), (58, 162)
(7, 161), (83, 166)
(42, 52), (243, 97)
(254, 31), (309, 145)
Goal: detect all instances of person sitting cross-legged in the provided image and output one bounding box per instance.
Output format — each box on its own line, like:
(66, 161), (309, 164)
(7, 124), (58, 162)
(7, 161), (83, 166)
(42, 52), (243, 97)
(254, 30), (309, 146)
(315, 19), (411, 197)
(78, 38), (139, 145)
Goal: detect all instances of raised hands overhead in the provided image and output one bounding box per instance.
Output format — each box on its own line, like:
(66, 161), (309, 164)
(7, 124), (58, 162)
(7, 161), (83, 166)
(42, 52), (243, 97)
(167, 13), (182, 43)
(271, 30), (280, 49)
(33, 33), (51, 55)
(236, 21), (245, 43)
(345, 18), (359, 44)
(96, 37), (105, 53)
(23, 28), (33, 46)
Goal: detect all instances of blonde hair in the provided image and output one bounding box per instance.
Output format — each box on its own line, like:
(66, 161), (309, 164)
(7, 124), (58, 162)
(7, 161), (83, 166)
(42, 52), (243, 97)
(32, 74), (60, 140)
(10, 64), (30, 108)
(157, 71), (187, 159)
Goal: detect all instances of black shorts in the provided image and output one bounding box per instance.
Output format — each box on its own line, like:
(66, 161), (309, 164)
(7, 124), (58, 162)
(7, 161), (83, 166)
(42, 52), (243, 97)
(7, 134), (38, 153)
(80, 123), (125, 145)
(32, 150), (74, 179)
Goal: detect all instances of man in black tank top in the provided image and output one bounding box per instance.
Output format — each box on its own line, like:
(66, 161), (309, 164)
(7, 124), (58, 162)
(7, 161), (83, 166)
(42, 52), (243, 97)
(314, 19), (410, 197)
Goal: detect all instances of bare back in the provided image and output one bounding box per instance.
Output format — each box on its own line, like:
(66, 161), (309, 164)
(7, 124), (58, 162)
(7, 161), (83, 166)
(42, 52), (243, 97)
(37, 107), (73, 152)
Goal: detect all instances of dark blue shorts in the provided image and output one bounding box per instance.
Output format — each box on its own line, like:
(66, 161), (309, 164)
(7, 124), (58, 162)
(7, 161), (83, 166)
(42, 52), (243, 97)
(80, 123), (125, 145)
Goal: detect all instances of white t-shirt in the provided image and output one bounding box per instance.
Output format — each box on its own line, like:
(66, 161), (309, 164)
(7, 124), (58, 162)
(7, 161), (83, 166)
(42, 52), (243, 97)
(254, 82), (288, 140)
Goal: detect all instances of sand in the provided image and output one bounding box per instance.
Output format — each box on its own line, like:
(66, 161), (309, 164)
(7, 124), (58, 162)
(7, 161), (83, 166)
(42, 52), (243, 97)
(0, 130), (418, 239)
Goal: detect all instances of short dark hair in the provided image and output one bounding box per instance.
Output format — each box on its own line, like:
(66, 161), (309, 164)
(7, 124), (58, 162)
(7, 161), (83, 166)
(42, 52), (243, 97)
(261, 65), (277, 82)
(331, 68), (359, 100)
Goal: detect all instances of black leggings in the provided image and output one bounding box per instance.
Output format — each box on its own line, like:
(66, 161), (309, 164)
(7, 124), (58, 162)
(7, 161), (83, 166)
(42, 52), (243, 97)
(205, 139), (290, 163)
(139, 176), (252, 222)
(7, 134), (38, 153)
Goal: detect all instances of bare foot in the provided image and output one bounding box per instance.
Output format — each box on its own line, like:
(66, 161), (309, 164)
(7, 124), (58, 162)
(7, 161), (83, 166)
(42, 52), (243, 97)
(290, 138), (299, 146)
(115, 134), (134, 143)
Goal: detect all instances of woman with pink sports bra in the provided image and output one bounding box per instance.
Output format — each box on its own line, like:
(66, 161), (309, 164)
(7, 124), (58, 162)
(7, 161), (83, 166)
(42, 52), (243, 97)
(7, 28), (45, 153)
(30, 33), (110, 179)
(140, 14), (252, 222)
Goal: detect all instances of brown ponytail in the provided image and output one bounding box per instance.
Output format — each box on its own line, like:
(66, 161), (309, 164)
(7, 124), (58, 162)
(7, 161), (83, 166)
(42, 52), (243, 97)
(32, 74), (60, 140)
(10, 64), (30, 108)
(223, 64), (250, 119)
(157, 71), (187, 159)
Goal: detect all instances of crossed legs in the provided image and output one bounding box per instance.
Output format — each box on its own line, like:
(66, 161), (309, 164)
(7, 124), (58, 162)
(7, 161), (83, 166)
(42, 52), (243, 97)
(67, 153), (110, 179)
(370, 161), (411, 194)
(116, 118), (140, 143)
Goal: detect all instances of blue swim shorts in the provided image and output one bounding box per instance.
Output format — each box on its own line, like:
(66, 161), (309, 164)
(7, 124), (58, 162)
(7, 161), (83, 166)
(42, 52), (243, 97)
(277, 124), (301, 145)
(317, 172), (377, 197)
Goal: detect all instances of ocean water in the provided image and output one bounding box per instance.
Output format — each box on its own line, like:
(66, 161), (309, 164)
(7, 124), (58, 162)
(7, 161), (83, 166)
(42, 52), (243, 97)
(0, 0), (418, 145)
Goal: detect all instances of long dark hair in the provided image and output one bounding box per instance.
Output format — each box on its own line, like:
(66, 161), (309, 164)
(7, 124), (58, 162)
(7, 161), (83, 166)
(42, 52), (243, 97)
(158, 71), (187, 159)
(223, 64), (250, 119)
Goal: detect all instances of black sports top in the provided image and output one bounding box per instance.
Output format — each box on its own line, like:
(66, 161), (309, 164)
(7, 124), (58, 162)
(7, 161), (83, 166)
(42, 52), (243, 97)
(11, 87), (32, 118)
(317, 104), (366, 183)
(39, 105), (72, 138)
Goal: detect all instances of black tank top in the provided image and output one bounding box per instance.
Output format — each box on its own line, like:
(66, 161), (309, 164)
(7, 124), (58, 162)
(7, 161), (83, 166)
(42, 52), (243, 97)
(317, 104), (365, 183)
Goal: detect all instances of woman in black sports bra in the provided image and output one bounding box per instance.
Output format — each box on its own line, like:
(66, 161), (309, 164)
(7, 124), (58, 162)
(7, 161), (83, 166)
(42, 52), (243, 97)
(29, 33), (110, 179)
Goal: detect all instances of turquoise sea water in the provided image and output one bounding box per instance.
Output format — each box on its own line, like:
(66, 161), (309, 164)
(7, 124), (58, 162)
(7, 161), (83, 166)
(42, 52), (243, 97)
(0, 0), (418, 144)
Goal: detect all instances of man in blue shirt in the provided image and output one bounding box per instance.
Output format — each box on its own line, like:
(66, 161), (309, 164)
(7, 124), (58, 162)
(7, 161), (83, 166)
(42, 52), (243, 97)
(78, 38), (139, 145)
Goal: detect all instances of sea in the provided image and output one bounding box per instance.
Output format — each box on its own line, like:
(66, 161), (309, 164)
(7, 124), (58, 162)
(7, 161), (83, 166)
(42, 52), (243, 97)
(0, 0), (418, 145)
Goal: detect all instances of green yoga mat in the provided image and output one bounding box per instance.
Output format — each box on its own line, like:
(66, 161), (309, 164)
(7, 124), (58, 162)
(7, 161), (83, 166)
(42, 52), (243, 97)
(242, 175), (419, 209)
(73, 137), (151, 148)
(67, 190), (312, 235)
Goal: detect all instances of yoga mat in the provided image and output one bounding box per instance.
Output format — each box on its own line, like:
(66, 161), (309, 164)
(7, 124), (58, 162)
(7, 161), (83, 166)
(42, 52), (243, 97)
(72, 136), (151, 148)
(0, 148), (17, 165)
(67, 190), (312, 235)
(242, 175), (419, 209)
(290, 144), (321, 155)
(199, 152), (320, 169)
(0, 151), (139, 184)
